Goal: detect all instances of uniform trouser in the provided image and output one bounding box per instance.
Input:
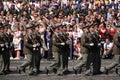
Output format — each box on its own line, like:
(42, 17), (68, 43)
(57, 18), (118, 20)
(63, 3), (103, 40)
(30, 51), (42, 72)
(47, 48), (53, 59)
(74, 53), (88, 70)
(19, 54), (32, 71)
(3, 50), (10, 71)
(86, 51), (101, 73)
(47, 52), (60, 71)
(0, 54), (4, 73)
(56, 51), (69, 74)
(106, 55), (120, 71)
(62, 52), (69, 71)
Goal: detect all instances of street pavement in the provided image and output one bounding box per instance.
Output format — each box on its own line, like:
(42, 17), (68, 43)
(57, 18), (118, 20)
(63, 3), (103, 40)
(0, 58), (120, 80)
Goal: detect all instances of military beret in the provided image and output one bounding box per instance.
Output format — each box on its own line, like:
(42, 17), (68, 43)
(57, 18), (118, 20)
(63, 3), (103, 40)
(91, 23), (98, 28)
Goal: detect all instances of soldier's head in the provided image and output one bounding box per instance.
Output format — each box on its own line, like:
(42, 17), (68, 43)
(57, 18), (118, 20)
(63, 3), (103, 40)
(89, 24), (97, 32)
(53, 26), (59, 33)
(82, 25), (89, 33)
(26, 23), (33, 34)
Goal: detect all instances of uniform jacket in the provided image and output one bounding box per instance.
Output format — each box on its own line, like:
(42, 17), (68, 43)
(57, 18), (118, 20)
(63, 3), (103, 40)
(112, 32), (120, 55)
(80, 32), (90, 54)
(52, 33), (61, 52)
(23, 34), (33, 54)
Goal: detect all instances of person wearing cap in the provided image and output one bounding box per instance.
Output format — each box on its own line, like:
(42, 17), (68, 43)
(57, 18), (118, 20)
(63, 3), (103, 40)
(0, 24), (6, 75)
(45, 25), (66, 75)
(73, 25), (90, 75)
(31, 22), (42, 75)
(56, 25), (70, 75)
(2, 24), (12, 74)
(104, 24), (120, 75)
(85, 24), (102, 76)
(17, 23), (36, 75)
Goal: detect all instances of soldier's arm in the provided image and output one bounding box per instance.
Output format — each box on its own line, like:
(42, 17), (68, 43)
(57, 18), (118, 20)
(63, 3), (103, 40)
(24, 36), (33, 48)
(114, 35), (120, 47)
(81, 34), (90, 47)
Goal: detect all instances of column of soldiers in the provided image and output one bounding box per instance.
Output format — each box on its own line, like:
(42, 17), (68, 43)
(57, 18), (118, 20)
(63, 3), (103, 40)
(73, 23), (120, 76)
(0, 21), (120, 76)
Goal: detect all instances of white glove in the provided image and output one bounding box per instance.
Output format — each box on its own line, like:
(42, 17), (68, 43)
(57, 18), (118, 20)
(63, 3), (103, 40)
(33, 44), (37, 47)
(10, 43), (13, 47)
(36, 43), (40, 46)
(89, 43), (94, 46)
(98, 43), (101, 46)
(101, 41), (104, 44)
(66, 40), (70, 44)
(61, 43), (65, 45)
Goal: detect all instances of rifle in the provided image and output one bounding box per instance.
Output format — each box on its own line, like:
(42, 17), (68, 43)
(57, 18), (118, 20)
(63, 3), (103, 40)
(42, 15), (68, 43)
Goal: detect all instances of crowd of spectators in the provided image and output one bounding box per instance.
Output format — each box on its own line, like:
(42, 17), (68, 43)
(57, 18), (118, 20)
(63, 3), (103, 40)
(0, 0), (120, 60)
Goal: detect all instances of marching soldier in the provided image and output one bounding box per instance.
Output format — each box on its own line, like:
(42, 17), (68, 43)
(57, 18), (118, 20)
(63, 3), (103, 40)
(56, 26), (70, 75)
(18, 24), (42, 75)
(73, 25), (90, 75)
(17, 24), (33, 75)
(0, 24), (5, 75)
(85, 24), (101, 75)
(2, 24), (12, 74)
(31, 22), (42, 75)
(104, 24), (120, 75)
(17, 23), (42, 75)
(45, 25), (66, 75)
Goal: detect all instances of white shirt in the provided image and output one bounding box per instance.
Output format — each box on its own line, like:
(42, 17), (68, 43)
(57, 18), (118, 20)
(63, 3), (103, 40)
(104, 42), (113, 50)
